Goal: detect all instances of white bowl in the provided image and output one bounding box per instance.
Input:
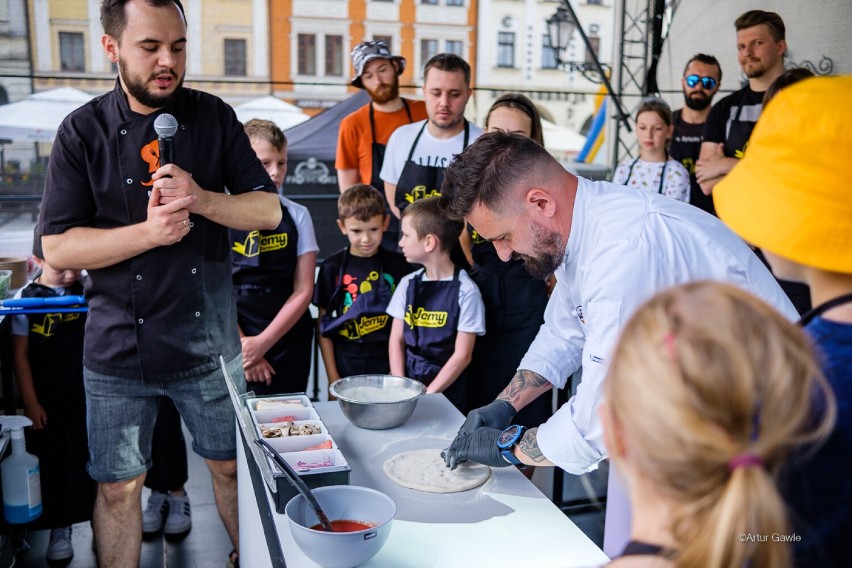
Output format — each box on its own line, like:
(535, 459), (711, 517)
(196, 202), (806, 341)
(285, 485), (396, 568)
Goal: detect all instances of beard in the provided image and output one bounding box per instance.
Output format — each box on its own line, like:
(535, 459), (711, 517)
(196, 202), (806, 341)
(742, 58), (768, 79)
(683, 90), (712, 111)
(118, 57), (184, 109)
(514, 220), (566, 279)
(366, 75), (399, 105)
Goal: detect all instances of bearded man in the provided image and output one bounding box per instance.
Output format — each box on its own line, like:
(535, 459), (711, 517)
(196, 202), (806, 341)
(336, 41), (427, 248)
(695, 10), (787, 195)
(37, 1), (281, 565)
(669, 54), (722, 216)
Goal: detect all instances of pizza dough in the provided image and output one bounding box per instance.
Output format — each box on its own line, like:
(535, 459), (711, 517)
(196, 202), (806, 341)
(383, 449), (491, 493)
(341, 385), (416, 403)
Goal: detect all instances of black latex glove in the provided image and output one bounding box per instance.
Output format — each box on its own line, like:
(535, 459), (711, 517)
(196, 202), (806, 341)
(444, 427), (510, 470)
(457, 400), (517, 436)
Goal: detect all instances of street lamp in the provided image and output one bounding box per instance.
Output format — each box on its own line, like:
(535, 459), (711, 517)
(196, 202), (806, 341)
(545, 1), (630, 131)
(546, 5), (604, 79)
(546, 6), (576, 69)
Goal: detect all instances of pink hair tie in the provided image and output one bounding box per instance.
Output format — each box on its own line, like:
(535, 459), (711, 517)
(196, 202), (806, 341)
(728, 454), (764, 472)
(664, 332), (677, 360)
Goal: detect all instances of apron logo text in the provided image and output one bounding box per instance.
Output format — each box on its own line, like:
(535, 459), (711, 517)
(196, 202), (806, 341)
(30, 312), (80, 337)
(404, 186), (441, 204)
(405, 306), (448, 328)
(339, 315), (389, 340)
(232, 231), (289, 257)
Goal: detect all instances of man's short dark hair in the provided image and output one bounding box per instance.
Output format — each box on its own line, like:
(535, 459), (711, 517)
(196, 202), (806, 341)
(735, 10), (785, 42)
(402, 197), (463, 253)
(683, 53), (722, 82)
(101, 0), (186, 39)
(424, 53), (471, 86)
(440, 132), (552, 219)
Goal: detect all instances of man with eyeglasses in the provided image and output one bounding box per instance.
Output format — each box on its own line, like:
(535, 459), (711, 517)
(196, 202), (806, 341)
(695, 10), (787, 195)
(670, 54), (722, 216)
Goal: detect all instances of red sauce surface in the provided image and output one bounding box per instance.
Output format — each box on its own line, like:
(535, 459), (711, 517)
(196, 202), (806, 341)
(310, 519), (377, 532)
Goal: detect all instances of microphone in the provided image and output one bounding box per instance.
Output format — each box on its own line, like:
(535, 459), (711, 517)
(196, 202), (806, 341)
(153, 113), (179, 167)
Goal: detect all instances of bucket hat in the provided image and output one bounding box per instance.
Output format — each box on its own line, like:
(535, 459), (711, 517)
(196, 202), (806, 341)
(350, 41), (406, 89)
(714, 76), (852, 274)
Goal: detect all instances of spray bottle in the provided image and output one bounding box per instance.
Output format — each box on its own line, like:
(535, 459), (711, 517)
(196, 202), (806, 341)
(0, 416), (42, 523)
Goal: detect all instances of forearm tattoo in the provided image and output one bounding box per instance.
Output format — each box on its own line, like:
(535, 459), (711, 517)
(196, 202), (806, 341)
(518, 428), (546, 463)
(497, 369), (549, 407)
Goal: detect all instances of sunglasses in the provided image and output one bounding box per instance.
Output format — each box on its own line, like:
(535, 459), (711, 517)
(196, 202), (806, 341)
(685, 74), (718, 90)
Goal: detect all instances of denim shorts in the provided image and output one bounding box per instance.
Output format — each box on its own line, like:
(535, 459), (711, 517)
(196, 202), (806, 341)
(83, 355), (246, 483)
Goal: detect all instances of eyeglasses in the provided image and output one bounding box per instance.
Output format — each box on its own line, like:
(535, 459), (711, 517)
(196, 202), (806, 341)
(685, 74), (718, 90)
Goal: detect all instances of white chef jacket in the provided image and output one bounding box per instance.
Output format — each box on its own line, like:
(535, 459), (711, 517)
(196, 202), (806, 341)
(522, 177), (797, 474)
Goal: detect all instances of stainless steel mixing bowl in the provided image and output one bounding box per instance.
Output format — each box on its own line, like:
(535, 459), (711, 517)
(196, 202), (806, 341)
(329, 375), (426, 430)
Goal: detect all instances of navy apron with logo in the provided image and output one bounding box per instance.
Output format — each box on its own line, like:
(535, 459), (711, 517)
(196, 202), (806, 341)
(466, 226), (550, 427)
(319, 248), (395, 377)
(21, 282), (96, 528)
(370, 101), (413, 251)
(394, 120), (470, 215)
(403, 268), (466, 412)
(230, 204), (313, 394)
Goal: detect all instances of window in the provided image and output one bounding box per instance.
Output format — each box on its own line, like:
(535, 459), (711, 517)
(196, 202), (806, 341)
(59, 32), (85, 72)
(421, 0), (438, 4)
(374, 35), (393, 52)
(445, 40), (463, 57)
(585, 35), (601, 66)
(421, 39), (438, 65)
(497, 32), (515, 68)
(542, 34), (558, 69)
(446, 0), (463, 6)
(298, 34), (316, 75)
(325, 35), (343, 76)
(224, 39), (247, 76)
(587, 0), (604, 5)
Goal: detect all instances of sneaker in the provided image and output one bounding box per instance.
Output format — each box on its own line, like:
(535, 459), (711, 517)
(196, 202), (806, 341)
(142, 491), (169, 534)
(164, 493), (192, 535)
(46, 526), (74, 562)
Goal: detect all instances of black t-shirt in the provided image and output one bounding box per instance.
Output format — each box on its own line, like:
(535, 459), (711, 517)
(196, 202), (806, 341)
(670, 109), (716, 216)
(313, 247), (412, 317)
(702, 85), (764, 159)
(39, 80), (277, 380)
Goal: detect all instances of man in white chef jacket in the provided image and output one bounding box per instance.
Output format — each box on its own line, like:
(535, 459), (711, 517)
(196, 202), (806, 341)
(440, 132), (797, 557)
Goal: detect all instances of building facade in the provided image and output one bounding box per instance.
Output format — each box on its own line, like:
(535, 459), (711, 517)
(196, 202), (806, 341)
(26, 0), (272, 102)
(473, 0), (613, 135)
(269, 0), (478, 111)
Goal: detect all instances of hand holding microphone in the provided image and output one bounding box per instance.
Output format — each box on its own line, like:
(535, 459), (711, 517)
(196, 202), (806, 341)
(154, 113), (178, 167)
(151, 113), (203, 214)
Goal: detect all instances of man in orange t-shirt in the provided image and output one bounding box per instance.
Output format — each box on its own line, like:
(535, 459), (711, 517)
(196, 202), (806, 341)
(336, 41), (426, 248)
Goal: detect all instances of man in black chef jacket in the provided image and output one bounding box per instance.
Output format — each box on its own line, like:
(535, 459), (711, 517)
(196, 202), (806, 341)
(37, 1), (281, 566)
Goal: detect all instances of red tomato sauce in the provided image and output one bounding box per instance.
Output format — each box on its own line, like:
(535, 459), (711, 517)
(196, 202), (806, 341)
(310, 519), (377, 532)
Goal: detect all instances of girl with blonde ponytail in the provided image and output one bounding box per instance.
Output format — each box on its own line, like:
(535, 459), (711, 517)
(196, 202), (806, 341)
(601, 281), (835, 568)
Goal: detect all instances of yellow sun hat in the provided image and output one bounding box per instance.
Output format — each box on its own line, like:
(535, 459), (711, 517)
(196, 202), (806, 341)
(714, 75), (852, 274)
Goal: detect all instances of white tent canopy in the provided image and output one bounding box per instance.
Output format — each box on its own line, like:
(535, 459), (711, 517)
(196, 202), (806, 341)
(542, 119), (586, 157)
(233, 96), (310, 131)
(0, 87), (95, 143)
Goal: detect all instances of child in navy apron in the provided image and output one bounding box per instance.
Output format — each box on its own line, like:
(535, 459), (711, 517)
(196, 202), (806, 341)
(230, 120), (319, 395)
(386, 197), (485, 413)
(10, 239), (96, 561)
(314, 185), (411, 385)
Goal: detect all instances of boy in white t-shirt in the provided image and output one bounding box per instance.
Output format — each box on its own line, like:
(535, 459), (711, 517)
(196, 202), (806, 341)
(387, 197), (485, 412)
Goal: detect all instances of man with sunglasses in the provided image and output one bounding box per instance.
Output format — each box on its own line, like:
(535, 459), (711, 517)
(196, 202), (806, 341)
(670, 54), (722, 216)
(695, 10), (787, 196)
